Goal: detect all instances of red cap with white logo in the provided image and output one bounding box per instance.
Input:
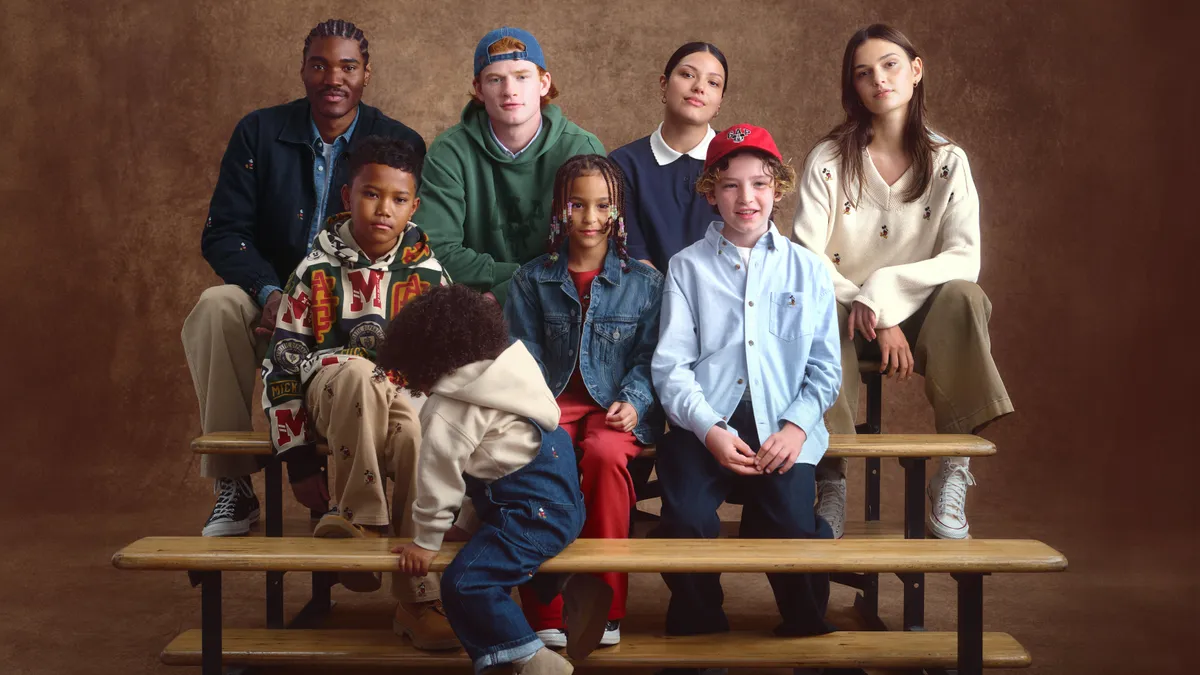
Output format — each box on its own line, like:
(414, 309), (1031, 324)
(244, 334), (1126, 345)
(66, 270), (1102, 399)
(705, 124), (783, 169)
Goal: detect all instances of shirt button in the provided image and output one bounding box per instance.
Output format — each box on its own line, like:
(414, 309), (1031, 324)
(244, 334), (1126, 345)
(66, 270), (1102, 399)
(748, 340), (755, 346)
(737, 378), (744, 384)
(748, 301), (754, 307)
(568, 349), (574, 356)
(735, 264), (741, 270)
(318, 166), (324, 172)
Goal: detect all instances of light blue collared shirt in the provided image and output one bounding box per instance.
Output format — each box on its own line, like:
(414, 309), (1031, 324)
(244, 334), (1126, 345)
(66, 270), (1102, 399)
(254, 109), (360, 307)
(488, 116), (543, 158)
(651, 222), (842, 466)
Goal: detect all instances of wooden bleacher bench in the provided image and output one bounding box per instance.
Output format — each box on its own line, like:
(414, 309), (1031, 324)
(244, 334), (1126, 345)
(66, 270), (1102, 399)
(191, 430), (998, 459)
(114, 536), (1066, 675)
(191, 430), (998, 634)
(159, 628), (1033, 670)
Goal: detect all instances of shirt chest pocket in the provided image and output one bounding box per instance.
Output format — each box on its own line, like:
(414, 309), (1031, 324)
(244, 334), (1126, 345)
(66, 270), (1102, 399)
(768, 291), (813, 342)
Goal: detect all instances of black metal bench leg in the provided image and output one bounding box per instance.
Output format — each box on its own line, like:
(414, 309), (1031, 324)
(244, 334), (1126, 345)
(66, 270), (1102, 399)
(287, 572), (336, 629)
(899, 457), (928, 631)
(199, 571), (222, 675)
(953, 573), (984, 675)
(264, 458), (285, 629)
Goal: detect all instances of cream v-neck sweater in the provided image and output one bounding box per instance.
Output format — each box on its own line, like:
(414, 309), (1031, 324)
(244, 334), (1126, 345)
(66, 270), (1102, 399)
(791, 139), (981, 328)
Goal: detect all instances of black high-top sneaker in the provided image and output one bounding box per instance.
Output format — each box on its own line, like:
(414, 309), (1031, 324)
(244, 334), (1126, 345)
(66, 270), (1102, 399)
(202, 476), (260, 536)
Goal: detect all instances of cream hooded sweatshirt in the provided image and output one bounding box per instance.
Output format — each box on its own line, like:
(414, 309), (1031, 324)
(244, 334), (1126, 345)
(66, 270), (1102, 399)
(411, 341), (561, 551)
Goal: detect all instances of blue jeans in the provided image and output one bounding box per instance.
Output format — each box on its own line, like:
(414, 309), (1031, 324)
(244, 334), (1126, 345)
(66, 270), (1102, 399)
(441, 422), (586, 673)
(653, 400), (835, 637)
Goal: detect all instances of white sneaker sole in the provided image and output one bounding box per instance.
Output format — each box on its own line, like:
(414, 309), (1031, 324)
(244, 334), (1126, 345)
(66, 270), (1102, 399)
(537, 629), (567, 649)
(599, 627), (621, 646)
(926, 513), (970, 539)
(201, 507), (260, 537)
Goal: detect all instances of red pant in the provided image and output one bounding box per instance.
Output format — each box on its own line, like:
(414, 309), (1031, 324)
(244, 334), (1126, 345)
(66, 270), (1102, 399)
(519, 387), (643, 630)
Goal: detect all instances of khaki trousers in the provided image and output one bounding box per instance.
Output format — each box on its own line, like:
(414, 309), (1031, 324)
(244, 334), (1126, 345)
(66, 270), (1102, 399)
(818, 280), (1014, 481)
(306, 358), (440, 603)
(182, 285), (268, 479)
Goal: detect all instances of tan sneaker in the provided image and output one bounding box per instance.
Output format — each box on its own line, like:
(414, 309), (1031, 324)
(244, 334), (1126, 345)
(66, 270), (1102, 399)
(393, 599), (460, 650)
(312, 512), (383, 592)
(514, 647), (574, 674)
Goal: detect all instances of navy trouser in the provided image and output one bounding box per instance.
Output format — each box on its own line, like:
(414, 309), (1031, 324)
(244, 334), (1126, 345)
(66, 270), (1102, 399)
(653, 400), (835, 637)
(441, 423), (586, 673)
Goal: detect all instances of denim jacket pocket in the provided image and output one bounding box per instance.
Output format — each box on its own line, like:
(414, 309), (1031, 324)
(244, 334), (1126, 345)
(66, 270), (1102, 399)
(592, 318), (638, 374)
(768, 291), (813, 341)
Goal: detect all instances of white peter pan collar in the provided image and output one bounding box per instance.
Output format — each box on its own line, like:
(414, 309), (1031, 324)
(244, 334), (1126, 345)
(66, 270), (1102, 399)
(649, 123), (715, 166)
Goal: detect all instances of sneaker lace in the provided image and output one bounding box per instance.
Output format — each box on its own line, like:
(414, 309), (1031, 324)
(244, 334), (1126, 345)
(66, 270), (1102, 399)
(936, 465), (976, 518)
(210, 478), (241, 519)
(817, 480), (846, 518)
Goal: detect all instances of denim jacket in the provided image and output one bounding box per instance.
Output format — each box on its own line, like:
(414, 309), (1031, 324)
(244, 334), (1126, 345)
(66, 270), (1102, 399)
(506, 246), (665, 444)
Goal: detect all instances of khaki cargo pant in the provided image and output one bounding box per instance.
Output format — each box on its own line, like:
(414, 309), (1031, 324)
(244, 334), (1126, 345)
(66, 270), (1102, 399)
(817, 280), (1014, 481)
(181, 285), (268, 479)
(306, 358), (439, 603)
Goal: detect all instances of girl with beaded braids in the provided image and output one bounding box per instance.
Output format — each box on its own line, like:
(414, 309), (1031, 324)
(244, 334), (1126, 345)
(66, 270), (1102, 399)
(505, 154), (664, 649)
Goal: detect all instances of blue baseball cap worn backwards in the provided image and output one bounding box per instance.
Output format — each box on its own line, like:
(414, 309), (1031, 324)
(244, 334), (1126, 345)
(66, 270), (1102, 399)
(473, 27), (546, 77)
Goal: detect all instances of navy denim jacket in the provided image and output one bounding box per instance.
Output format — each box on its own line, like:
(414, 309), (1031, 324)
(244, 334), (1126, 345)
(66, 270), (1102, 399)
(506, 247), (665, 444)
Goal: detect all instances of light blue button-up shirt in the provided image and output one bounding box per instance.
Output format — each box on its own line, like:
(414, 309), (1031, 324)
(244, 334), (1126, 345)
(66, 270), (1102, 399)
(254, 111), (360, 307)
(309, 112), (360, 247)
(651, 221), (842, 466)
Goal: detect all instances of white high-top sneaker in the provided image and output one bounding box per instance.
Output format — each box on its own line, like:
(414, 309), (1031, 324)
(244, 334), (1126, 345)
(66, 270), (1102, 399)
(815, 477), (847, 539)
(927, 457), (976, 539)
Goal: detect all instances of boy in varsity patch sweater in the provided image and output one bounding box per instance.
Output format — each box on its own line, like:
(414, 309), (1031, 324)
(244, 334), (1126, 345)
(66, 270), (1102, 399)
(261, 136), (458, 650)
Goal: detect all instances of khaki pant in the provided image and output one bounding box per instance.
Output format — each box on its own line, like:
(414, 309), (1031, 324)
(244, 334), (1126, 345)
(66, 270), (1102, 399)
(818, 280), (1014, 481)
(306, 358), (440, 603)
(182, 285), (268, 479)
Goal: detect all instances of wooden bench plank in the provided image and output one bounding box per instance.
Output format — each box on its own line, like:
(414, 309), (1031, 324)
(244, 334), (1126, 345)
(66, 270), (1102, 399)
(160, 628), (1031, 669)
(113, 536), (1067, 574)
(192, 431), (996, 458)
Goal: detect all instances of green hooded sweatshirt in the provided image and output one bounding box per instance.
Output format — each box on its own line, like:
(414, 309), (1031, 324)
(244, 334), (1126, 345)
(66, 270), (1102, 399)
(416, 102), (605, 305)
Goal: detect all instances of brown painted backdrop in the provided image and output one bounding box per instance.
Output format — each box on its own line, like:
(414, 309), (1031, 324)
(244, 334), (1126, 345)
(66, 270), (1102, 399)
(2, 0), (1196, 672)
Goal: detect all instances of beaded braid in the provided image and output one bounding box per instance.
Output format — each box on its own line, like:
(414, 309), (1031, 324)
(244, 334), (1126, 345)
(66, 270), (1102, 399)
(544, 154), (631, 272)
(303, 19), (370, 65)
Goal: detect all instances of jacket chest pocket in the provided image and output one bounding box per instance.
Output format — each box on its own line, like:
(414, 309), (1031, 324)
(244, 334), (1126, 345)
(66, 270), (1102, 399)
(543, 318), (573, 362)
(768, 291), (812, 342)
(592, 318), (638, 372)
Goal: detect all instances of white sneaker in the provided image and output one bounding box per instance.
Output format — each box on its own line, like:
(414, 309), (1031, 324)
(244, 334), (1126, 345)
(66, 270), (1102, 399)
(816, 477), (847, 539)
(927, 458), (976, 539)
(599, 620), (621, 646)
(537, 629), (567, 649)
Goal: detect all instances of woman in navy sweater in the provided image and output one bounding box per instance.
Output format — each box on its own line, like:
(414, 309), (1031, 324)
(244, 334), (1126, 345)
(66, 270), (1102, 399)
(610, 43), (728, 273)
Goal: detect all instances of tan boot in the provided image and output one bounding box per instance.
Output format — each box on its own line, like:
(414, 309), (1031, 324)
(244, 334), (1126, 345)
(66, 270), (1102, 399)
(393, 599), (460, 650)
(312, 513), (383, 592)
(561, 574), (613, 661)
(514, 647), (574, 674)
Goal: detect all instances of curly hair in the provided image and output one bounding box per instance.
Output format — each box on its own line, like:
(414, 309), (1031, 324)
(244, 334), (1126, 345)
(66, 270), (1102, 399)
(346, 135), (423, 188)
(377, 285), (510, 394)
(695, 148), (798, 198)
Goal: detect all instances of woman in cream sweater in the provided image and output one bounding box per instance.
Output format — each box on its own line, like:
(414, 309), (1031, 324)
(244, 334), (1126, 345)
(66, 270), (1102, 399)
(792, 24), (1013, 540)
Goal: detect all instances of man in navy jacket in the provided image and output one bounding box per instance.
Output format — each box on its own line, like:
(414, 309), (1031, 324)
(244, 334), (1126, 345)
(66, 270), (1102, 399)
(182, 18), (424, 537)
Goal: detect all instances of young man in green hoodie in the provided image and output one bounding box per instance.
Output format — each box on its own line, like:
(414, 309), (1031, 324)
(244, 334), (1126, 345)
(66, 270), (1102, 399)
(417, 27), (605, 305)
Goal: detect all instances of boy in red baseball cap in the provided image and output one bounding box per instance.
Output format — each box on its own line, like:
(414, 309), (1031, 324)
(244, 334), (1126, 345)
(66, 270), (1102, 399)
(650, 124), (843, 649)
